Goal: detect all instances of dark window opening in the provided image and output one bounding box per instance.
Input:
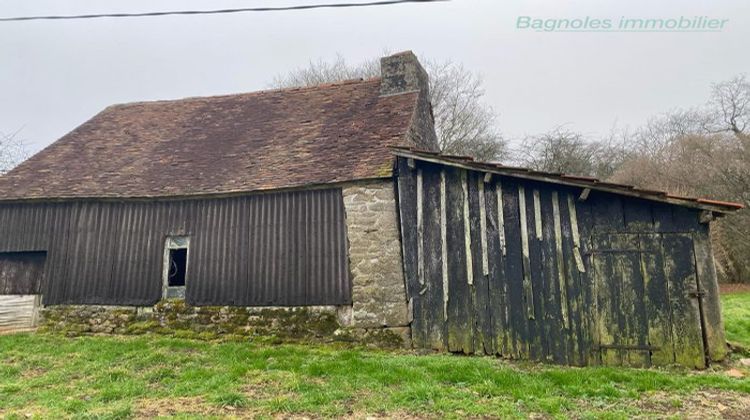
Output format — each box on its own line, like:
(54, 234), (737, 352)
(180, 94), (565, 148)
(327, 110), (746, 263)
(168, 248), (187, 287)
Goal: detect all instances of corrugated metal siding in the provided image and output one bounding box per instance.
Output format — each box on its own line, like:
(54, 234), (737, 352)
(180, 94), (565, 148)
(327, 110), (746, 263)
(0, 188), (351, 306)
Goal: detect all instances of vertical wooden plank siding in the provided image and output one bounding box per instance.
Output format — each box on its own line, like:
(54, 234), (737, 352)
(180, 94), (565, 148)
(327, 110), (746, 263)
(440, 171), (449, 320)
(416, 169), (425, 288)
(445, 167), (473, 353)
(462, 171), (474, 286)
(397, 158), (724, 368)
(422, 168), (446, 349)
(478, 179), (489, 277)
(397, 158), (424, 347)
(518, 185), (534, 320)
(496, 179), (507, 256)
(692, 228), (728, 362)
(552, 192), (569, 329)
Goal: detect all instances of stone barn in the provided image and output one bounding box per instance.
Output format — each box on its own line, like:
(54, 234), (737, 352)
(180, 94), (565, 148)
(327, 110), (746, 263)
(0, 51), (742, 368)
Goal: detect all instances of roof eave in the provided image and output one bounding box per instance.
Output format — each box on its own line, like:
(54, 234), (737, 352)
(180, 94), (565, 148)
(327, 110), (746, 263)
(392, 148), (744, 214)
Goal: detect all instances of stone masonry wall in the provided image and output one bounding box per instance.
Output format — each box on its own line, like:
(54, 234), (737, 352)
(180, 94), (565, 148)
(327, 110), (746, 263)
(342, 180), (410, 329)
(39, 302), (410, 347)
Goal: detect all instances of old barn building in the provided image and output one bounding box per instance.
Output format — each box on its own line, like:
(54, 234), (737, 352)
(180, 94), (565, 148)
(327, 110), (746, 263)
(0, 52), (742, 368)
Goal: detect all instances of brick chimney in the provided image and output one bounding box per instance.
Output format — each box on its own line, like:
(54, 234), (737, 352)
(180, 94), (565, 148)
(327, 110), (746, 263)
(380, 51), (439, 151)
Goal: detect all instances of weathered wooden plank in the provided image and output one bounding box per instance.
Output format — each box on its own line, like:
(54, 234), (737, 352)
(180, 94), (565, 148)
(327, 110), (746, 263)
(479, 179), (490, 277)
(396, 157), (425, 348)
(524, 186), (545, 360)
(518, 185), (535, 320)
(671, 207), (701, 232)
(440, 171), (449, 321)
(469, 172), (493, 354)
(692, 228), (727, 362)
(417, 169), (425, 289)
(640, 234), (675, 366)
(623, 199), (654, 232)
(501, 179), (528, 359)
(613, 234), (650, 367)
(591, 193), (626, 233)
(497, 179), (507, 256)
(533, 189), (543, 240)
(485, 181), (509, 356)
(552, 192), (569, 329)
(567, 194), (586, 273)
(651, 203), (676, 233)
(591, 234), (619, 366)
(0, 295), (40, 331)
(462, 171), (474, 286)
(558, 191), (585, 365)
(446, 168), (473, 353)
(662, 233), (706, 369)
(539, 187), (564, 363)
(422, 168), (447, 350)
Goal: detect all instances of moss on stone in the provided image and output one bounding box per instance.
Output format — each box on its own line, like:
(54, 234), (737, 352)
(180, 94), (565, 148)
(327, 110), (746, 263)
(36, 303), (409, 349)
(125, 320), (161, 335)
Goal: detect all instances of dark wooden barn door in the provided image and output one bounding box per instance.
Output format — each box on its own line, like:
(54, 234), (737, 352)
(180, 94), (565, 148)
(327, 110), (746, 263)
(589, 233), (706, 368)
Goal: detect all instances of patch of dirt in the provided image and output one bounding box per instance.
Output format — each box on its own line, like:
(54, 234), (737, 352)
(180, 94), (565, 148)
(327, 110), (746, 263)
(635, 389), (750, 419)
(135, 396), (257, 419)
(719, 283), (750, 294)
(21, 367), (47, 379)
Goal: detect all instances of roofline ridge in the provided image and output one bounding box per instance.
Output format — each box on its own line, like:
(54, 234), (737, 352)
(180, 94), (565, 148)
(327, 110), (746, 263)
(108, 76), (383, 109)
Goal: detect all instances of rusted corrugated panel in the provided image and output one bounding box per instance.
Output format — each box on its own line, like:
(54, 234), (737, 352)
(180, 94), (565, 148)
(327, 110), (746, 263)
(0, 188), (351, 306)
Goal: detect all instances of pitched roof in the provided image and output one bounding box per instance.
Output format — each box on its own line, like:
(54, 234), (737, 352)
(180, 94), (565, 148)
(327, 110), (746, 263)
(0, 78), (419, 201)
(393, 147), (744, 214)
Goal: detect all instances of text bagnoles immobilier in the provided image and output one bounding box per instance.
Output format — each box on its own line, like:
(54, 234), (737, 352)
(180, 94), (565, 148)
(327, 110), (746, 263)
(517, 16), (729, 32)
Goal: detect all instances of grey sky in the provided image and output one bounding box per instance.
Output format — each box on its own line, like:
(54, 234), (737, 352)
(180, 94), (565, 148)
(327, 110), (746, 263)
(1, 0), (748, 155)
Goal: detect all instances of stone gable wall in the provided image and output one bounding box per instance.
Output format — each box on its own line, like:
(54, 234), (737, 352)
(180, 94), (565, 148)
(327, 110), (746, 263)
(342, 180), (409, 329)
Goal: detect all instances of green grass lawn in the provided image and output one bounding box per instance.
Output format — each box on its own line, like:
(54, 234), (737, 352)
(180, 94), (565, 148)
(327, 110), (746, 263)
(0, 293), (748, 419)
(722, 291), (750, 349)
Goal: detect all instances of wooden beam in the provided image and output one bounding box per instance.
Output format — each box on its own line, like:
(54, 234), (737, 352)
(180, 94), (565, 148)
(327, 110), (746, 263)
(533, 189), (543, 240)
(496, 179), (507, 256)
(462, 171), (473, 286)
(416, 169), (424, 288)
(567, 193), (586, 273)
(479, 178), (489, 276)
(440, 170), (449, 320)
(518, 185), (535, 319)
(552, 191), (569, 328)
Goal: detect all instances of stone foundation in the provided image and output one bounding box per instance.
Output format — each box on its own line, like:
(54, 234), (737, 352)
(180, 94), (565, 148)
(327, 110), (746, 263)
(343, 180), (410, 328)
(38, 301), (411, 348)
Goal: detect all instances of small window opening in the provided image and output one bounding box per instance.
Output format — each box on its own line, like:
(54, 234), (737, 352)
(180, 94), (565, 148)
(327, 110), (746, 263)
(168, 248), (187, 287)
(163, 236), (189, 299)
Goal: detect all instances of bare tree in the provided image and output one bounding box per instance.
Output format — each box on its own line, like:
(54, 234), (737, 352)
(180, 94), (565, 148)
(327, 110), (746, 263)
(515, 125), (630, 178)
(706, 74), (750, 140)
(0, 129), (27, 174)
(272, 54), (506, 161)
(608, 75), (750, 283)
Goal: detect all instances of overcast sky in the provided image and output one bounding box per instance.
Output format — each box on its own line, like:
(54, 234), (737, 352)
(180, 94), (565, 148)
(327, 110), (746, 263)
(1, 0), (748, 155)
